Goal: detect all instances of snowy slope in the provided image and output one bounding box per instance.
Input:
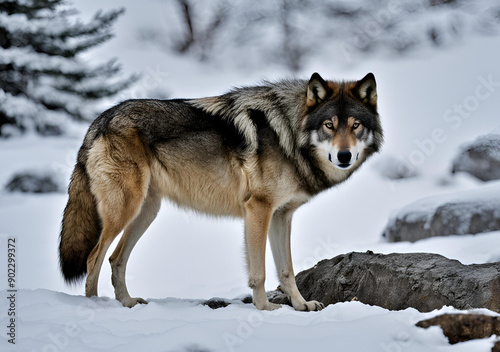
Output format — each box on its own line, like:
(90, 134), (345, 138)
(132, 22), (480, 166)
(1, 288), (499, 352)
(1, 0), (500, 351)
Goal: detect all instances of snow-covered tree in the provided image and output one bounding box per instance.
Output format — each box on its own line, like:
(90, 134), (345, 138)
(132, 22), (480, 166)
(0, 0), (136, 136)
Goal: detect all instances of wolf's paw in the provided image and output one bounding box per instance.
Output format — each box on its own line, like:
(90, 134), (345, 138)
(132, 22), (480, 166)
(120, 297), (148, 308)
(255, 301), (282, 311)
(295, 300), (324, 312)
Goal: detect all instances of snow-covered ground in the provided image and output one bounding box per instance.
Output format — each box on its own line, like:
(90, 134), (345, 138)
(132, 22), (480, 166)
(1, 1), (500, 351)
(5, 289), (499, 352)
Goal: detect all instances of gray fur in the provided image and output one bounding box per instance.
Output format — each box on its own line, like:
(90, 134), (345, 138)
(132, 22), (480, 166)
(59, 72), (384, 310)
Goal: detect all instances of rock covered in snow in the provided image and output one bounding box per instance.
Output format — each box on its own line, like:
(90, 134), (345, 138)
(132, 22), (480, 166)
(381, 181), (500, 242)
(452, 134), (500, 181)
(268, 252), (500, 312)
(5, 170), (62, 193)
(372, 154), (418, 180)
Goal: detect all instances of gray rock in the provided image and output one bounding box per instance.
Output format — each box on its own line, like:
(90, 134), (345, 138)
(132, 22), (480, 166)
(5, 171), (62, 193)
(452, 134), (500, 181)
(381, 181), (500, 242)
(202, 298), (231, 309)
(268, 252), (500, 312)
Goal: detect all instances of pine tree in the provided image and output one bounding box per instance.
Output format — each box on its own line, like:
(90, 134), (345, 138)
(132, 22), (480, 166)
(0, 0), (136, 136)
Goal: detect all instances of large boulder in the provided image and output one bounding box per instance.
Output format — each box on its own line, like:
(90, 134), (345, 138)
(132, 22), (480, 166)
(381, 181), (500, 242)
(452, 134), (500, 181)
(267, 252), (500, 313)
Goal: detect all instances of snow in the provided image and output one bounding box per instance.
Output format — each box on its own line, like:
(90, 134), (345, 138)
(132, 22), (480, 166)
(0, 288), (497, 352)
(1, 0), (500, 351)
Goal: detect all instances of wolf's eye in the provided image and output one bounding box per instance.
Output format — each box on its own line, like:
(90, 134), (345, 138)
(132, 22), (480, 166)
(353, 122), (360, 129)
(324, 121), (334, 130)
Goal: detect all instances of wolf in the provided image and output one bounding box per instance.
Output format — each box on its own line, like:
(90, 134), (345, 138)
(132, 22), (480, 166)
(59, 72), (383, 311)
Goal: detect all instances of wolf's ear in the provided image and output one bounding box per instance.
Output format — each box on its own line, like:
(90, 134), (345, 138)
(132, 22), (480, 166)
(307, 72), (329, 107)
(356, 73), (377, 108)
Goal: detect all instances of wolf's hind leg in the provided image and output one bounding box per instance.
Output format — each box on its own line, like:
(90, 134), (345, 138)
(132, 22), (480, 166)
(85, 206), (140, 297)
(109, 189), (161, 308)
(269, 209), (324, 312)
(85, 225), (120, 297)
(85, 196), (144, 299)
(85, 136), (151, 300)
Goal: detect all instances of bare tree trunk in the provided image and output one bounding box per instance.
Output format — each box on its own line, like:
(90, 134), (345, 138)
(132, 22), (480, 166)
(175, 0), (195, 53)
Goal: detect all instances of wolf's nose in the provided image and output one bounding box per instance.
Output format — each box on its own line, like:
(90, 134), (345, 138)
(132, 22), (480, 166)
(337, 151), (352, 164)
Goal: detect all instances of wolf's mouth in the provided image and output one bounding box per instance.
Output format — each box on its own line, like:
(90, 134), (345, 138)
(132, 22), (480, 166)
(337, 163), (351, 169)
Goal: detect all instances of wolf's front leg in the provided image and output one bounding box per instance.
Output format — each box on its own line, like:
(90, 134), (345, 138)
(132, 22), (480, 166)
(269, 209), (325, 312)
(244, 197), (281, 311)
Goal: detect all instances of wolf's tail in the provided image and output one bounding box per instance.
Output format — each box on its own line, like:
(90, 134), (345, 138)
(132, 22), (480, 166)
(59, 162), (101, 284)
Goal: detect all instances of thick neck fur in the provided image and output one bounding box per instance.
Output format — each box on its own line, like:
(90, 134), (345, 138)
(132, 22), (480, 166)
(191, 80), (310, 156)
(190, 79), (375, 196)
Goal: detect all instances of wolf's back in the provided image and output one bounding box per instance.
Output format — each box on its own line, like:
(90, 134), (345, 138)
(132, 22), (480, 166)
(59, 161), (101, 283)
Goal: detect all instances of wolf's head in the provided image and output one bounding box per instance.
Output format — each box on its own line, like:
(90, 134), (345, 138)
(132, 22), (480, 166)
(304, 72), (383, 170)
